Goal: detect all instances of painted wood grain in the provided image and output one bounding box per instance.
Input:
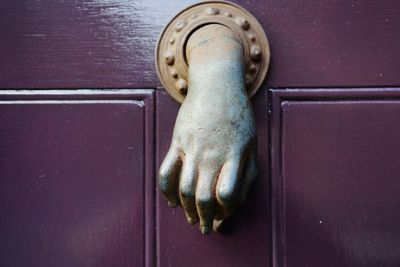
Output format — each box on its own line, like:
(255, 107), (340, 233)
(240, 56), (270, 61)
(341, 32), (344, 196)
(0, 0), (399, 89)
(271, 88), (400, 267)
(0, 90), (155, 267)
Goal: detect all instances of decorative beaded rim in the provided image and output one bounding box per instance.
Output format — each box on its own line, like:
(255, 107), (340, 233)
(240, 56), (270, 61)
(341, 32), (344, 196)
(156, 0), (270, 103)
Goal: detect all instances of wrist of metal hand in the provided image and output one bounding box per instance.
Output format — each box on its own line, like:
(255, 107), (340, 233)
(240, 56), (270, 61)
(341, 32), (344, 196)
(185, 24), (247, 101)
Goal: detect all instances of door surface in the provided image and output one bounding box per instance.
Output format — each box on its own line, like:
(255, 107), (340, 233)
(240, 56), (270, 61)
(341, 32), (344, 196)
(1, 1), (400, 267)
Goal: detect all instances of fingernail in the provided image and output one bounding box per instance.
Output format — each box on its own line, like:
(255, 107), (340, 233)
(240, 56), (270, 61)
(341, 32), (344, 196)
(187, 217), (197, 225)
(213, 219), (224, 232)
(200, 225), (211, 234)
(167, 201), (177, 207)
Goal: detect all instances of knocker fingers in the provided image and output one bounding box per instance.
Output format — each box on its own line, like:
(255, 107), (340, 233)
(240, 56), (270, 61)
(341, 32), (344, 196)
(195, 169), (219, 234)
(215, 158), (241, 220)
(239, 149), (257, 204)
(159, 148), (181, 207)
(179, 156), (199, 225)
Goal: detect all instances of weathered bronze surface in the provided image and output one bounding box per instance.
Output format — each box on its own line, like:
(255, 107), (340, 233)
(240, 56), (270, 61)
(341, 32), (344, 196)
(156, 1), (269, 234)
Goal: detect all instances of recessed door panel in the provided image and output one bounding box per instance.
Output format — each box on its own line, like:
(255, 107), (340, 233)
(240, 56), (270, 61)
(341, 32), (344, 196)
(0, 90), (155, 267)
(272, 89), (400, 267)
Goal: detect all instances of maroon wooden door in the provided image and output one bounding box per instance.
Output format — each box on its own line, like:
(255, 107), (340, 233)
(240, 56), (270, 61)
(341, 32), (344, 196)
(1, 1), (399, 267)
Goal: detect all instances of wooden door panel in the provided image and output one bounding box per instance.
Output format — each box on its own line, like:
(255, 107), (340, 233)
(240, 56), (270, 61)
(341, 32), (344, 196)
(1, 0), (399, 88)
(0, 90), (155, 267)
(271, 88), (400, 267)
(1, 0), (400, 266)
(156, 89), (270, 267)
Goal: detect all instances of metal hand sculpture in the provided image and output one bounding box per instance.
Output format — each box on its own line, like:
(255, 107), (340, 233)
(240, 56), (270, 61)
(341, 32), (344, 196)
(159, 25), (257, 234)
(155, 1), (269, 234)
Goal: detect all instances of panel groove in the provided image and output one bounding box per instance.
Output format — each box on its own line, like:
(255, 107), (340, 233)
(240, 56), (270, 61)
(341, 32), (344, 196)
(271, 87), (400, 267)
(0, 89), (155, 267)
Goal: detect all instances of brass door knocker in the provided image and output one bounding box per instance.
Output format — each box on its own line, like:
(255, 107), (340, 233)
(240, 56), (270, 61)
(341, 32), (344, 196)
(156, 0), (270, 234)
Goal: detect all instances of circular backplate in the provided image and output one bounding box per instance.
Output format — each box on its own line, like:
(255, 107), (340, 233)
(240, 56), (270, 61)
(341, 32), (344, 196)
(156, 0), (270, 103)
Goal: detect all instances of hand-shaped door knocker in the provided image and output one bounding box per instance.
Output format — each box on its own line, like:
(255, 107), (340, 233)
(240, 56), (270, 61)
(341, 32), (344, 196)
(155, 1), (270, 234)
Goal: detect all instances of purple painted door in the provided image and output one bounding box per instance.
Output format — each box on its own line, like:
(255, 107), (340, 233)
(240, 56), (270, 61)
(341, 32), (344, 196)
(0, 91), (155, 267)
(1, 1), (400, 267)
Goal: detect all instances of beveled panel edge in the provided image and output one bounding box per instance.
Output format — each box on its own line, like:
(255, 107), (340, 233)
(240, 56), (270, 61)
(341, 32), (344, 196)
(0, 89), (156, 267)
(271, 87), (400, 101)
(0, 89), (154, 101)
(269, 87), (400, 267)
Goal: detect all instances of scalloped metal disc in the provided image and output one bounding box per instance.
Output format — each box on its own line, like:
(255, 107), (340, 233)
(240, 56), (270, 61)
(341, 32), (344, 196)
(156, 0), (270, 103)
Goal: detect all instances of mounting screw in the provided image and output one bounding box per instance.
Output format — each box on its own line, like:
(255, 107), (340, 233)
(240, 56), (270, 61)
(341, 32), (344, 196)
(223, 11), (232, 17)
(235, 17), (250, 30)
(248, 64), (257, 73)
(175, 20), (187, 32)
(176, 79), (188, 94)
(248, 33), (256, 42)
(204, 7), (219, 15)
(250, 45), (262, 62)
(170, 69), (178, 79)
(165, 51), (175, 66)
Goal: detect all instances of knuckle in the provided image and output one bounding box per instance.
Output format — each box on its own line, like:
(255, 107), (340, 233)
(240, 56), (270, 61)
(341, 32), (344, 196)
(217, 188), (234, 203)
(158, 166), (170, 180)
(179, 184), (194, 199)
(159, 175), (169, 194)
(196, 193), (213, 208)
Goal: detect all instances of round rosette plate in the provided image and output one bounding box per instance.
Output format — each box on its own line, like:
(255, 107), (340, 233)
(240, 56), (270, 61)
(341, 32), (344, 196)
(156, 0), (270, 103)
